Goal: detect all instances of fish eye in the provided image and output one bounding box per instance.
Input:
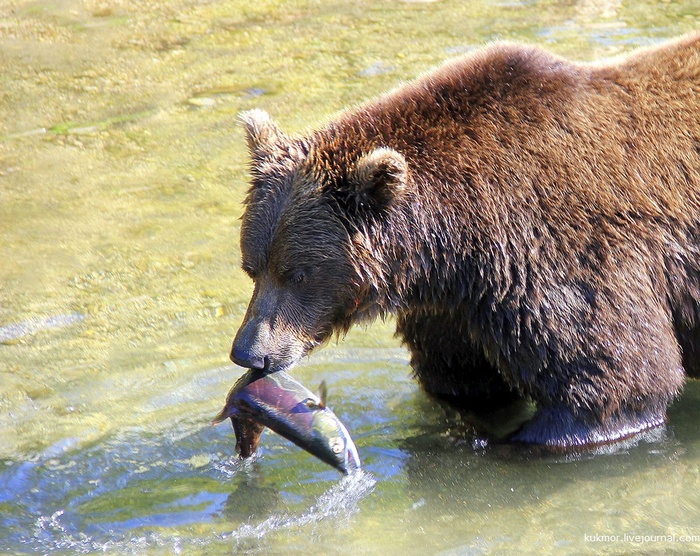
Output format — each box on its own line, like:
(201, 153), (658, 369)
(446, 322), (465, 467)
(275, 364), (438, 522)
(304, 398), (321, 410)
(330, 436), (344, 454)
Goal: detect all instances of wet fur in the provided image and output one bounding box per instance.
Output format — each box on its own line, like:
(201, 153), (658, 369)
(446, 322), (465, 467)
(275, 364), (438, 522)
(236, 34), (700, 448)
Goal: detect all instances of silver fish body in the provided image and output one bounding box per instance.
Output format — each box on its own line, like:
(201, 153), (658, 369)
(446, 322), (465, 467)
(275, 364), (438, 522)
(214, 370), (360, 474)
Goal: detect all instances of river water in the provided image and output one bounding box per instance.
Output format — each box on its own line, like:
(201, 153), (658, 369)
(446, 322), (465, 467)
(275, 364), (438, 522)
(1, 0), (699, 553)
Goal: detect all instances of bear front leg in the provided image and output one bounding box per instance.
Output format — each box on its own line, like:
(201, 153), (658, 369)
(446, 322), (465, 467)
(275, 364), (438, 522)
(509, 280), (685, 450)
(396, 309), (521, 412)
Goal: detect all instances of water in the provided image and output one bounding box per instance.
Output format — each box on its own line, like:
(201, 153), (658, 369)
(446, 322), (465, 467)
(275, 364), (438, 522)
(1, 0), (700, 553)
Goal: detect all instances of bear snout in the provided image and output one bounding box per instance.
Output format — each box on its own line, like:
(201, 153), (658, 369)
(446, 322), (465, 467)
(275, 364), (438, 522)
(230, 319), (269, 371)
(229, 341), (267, 371)
(230, 314), (306, 372)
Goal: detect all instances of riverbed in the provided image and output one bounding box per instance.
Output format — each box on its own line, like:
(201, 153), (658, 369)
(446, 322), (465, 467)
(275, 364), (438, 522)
(1, 0), (699, 553)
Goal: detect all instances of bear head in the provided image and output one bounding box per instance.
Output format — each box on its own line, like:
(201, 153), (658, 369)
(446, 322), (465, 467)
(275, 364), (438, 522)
(230, 109), (409, 372)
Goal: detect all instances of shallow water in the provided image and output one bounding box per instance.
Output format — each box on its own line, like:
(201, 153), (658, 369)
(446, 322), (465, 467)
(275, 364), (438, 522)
(1, 0), (700, 553)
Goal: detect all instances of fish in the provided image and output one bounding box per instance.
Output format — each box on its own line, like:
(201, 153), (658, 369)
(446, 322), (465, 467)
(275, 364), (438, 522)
(213, 369), (361, 474)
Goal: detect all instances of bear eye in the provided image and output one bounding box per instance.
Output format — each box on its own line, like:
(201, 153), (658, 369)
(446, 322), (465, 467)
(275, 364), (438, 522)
(290, 270), (306, 284)
(280, 266), (306, 285)
(241, 263), (257, 281)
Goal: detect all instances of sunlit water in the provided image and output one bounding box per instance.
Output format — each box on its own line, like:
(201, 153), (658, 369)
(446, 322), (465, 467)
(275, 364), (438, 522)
(1, 0), (700, 554)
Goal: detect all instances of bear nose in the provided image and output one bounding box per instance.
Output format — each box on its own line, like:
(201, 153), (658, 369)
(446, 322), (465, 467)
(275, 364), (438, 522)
(229, 343), (267, 370)
(231, 315), (273, 370)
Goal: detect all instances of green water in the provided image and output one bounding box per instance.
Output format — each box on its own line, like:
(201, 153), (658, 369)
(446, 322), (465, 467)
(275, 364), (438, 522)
(1, 0), (699, 553)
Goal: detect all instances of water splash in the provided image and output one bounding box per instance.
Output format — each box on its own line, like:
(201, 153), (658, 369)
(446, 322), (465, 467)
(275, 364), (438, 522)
(30, 510), (119, 555)
(26, 507), (216, 555)
(228, 470), (376, 542)
(212, 453), (260, 478)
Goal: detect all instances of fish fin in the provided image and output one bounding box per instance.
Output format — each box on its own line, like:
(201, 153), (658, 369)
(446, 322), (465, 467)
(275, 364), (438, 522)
(317, 380), (328, 409)
(211, 407), (231, 425)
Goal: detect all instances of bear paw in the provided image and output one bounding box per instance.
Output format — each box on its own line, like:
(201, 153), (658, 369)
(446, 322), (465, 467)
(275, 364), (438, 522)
(510, 405), (667, 451)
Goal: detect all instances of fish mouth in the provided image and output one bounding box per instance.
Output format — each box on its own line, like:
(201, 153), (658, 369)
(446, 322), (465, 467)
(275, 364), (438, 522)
(213, 369), (361, 474)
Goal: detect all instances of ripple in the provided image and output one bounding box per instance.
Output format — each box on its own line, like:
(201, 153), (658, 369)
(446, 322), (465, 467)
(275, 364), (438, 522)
(0, 312), (84, 342)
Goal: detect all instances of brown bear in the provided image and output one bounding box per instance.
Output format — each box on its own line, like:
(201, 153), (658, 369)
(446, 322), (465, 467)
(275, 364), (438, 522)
(230, 32), (700, 449)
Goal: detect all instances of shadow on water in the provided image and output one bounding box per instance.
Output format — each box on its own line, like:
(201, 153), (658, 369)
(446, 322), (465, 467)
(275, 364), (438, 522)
(400, 419), (676, 513)
(397, 383), (700, 551)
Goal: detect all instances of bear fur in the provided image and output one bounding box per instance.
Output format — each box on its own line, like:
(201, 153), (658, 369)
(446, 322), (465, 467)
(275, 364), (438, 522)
(231, 33), (700, 449)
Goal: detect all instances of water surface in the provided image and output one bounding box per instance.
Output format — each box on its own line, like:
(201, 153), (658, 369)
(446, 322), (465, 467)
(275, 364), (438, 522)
(1, 0), (699, 553)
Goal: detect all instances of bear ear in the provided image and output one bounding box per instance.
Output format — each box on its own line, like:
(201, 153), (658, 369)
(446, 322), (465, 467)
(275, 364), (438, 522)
(240, 109), (287, 154)
(349, 147), (408, 214)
